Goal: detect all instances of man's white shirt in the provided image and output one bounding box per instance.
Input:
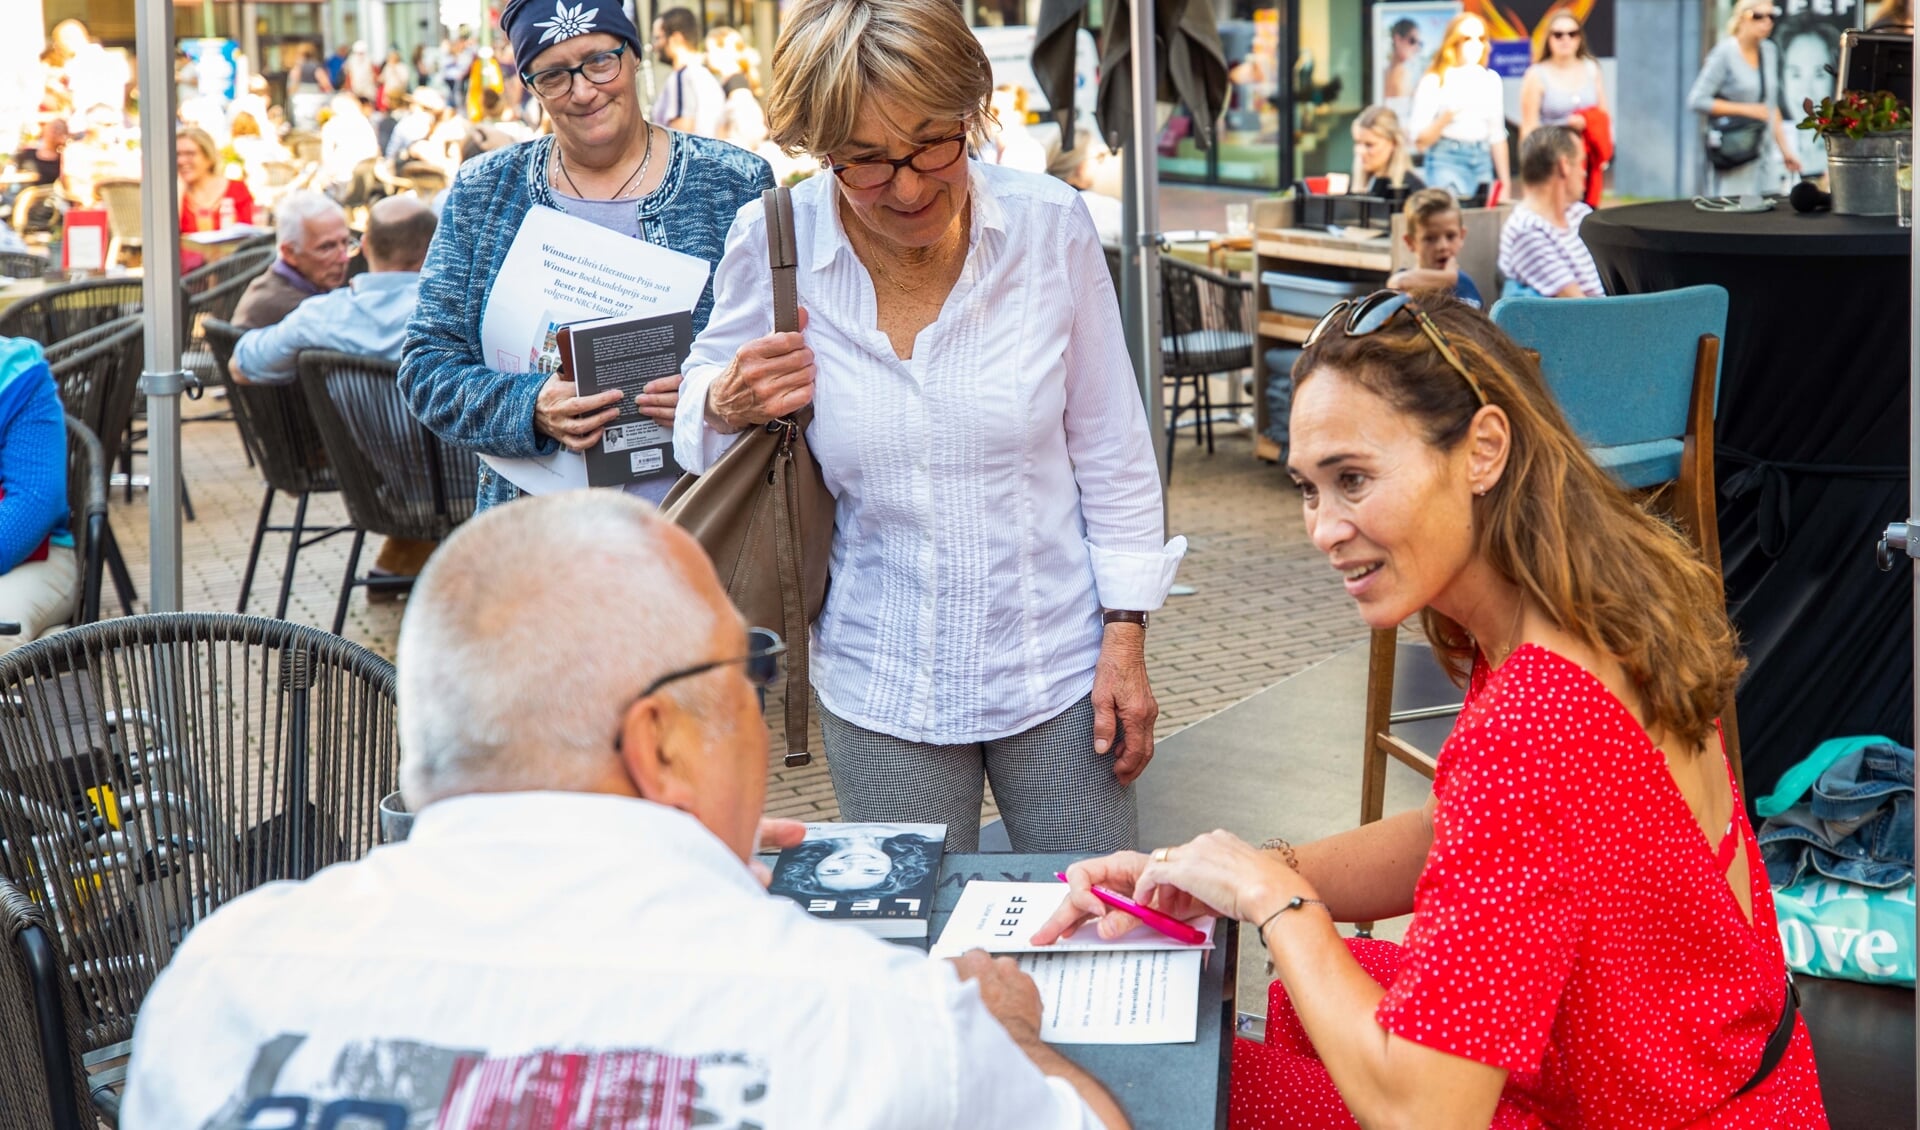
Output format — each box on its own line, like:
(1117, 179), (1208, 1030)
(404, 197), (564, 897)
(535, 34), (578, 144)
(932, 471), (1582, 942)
(121, 792), (1103, 1129)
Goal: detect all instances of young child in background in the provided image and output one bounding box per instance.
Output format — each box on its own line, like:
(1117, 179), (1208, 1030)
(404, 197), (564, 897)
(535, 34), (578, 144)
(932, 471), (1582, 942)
(1387, 187), (1483, 308)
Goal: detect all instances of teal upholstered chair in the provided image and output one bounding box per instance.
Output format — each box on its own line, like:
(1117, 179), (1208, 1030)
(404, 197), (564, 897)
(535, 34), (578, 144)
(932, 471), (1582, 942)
(1356, 286), (1738, 920)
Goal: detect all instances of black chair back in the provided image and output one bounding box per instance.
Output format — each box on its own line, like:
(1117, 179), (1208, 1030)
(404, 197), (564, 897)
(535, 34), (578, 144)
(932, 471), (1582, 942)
(61, 416), (105, 627)
(0, 278), (142, 346)
(0, 252), (49, 280)
(298, 350), (480, 541)
(203, 320), (339, 496)
(0, 614), (398, 1058)
(41, 315), (141, 476)
(1159, 255), (1254, 379)
(182, 249), (275, 378)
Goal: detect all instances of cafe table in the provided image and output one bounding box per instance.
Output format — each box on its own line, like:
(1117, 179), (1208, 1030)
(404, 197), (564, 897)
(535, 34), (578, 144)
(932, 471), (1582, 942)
(935, 853), (1236, 1130)
(1579, 200), (1911, 797)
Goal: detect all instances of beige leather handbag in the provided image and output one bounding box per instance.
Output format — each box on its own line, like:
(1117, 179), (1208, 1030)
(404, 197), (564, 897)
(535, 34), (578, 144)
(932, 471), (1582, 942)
(662, 187), (833, 766)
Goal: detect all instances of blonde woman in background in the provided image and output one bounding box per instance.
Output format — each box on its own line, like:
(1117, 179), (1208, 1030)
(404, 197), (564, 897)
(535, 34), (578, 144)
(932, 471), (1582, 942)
(985, 83), (1050, 174)
(1689, 0), (1801, 197)
(1409, 13), (1510, 201)
(1349, 105), (1423, 196)
(1519, 10), (1607, 142)
(704, 27), (770, 150)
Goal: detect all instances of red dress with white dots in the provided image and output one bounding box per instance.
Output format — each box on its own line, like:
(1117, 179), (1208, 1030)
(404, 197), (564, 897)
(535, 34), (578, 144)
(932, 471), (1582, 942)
(1229, 644), (1828, 1129)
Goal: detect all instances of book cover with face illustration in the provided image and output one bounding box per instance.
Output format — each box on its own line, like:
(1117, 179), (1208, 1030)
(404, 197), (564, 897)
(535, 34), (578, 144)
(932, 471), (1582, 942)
(765, 823), (946, 936)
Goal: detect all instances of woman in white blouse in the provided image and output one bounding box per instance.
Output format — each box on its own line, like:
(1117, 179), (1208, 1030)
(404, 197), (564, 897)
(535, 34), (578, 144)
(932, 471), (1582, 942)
(1408, 14), (1511, 202)
(674, 0), (1184, 854)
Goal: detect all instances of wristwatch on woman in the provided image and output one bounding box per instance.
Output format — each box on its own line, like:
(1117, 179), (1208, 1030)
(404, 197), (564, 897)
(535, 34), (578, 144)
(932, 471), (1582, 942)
(1101, 609), (1148, 628)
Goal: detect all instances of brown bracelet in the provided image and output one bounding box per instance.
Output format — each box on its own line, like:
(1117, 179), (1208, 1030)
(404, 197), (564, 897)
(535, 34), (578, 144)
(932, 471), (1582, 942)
(1261, 837), (1300, 872)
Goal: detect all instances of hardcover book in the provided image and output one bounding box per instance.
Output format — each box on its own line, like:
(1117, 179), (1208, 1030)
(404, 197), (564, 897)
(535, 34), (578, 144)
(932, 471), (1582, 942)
(765, 823), (947, 942)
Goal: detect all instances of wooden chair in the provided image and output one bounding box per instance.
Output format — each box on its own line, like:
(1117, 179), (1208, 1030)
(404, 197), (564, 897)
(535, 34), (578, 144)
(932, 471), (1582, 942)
(0, 613), (398, 1124)
(1356, 287), (1738, 928)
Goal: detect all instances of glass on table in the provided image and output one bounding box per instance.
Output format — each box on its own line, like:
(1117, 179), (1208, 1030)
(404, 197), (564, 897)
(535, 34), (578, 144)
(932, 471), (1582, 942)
(1225, 201), (1252, 237)
(1897, 136), (1912, 229)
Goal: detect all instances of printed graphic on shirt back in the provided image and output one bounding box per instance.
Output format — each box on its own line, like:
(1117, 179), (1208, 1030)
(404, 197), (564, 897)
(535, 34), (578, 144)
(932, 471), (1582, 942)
(198, 1035), (769, 1129)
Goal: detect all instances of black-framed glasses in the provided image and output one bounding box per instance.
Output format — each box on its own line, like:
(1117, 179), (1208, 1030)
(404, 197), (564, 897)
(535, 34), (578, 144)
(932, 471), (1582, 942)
(522, 44), (628, 99)
(829, 134), (968, 190)
(1549, 28), (1581, 39)
(612, 628), (786, 749)
(1304, 290), (1489, 407)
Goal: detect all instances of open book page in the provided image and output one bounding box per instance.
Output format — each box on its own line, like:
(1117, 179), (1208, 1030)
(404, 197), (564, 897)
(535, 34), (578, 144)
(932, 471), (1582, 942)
(930, 881), (1215, 957)
(476, 205), (710, 494)
(1018, 949), (1203, 1045)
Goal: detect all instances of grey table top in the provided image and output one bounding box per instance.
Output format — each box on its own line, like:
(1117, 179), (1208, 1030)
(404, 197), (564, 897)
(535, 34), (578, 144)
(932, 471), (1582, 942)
(935, 853), (1234, 1130)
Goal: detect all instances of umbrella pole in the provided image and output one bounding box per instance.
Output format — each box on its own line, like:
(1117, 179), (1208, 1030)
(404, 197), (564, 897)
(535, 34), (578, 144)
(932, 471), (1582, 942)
(135, 0), (187, 612)
(1120, 0), (1170, 524)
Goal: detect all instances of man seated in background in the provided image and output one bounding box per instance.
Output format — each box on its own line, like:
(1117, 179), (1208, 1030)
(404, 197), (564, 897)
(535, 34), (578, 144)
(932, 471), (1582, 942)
(232, 194), (439, 588)
(121, 492), (1127, 1130)
(1496, 125), (1605, 299)
(230, 190), (354, 328)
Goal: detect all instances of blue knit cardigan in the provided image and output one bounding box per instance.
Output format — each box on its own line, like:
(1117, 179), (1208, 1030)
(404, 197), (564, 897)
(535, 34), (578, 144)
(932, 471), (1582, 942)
(0, 338), (70, 573)
(399, 131), (774, 510)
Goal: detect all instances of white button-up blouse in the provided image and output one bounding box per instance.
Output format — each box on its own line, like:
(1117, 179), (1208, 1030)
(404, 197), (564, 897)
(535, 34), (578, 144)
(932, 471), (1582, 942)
(675, 162), (1185, 744)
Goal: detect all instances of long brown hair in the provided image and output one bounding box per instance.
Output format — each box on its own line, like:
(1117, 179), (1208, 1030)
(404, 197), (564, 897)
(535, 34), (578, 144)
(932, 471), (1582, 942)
(1292, 298), (1743, 746)
(1534, 9), (1597, 63)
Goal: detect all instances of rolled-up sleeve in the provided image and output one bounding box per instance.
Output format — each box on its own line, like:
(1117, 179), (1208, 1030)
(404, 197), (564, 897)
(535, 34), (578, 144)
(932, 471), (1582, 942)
(1058, 199), (1186, 611)
(398, 166), (552, 460)
(674, 201), (771, 474)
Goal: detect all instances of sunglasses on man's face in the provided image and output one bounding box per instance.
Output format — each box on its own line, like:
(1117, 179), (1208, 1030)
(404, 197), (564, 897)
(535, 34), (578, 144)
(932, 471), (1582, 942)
(612, 628), (786, 750)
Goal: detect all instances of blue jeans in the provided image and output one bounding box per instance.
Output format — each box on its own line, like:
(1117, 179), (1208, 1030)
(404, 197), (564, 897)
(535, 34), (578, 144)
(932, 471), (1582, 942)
(1760, 739), (1914, 889)
(1422, 138), (1494, 199)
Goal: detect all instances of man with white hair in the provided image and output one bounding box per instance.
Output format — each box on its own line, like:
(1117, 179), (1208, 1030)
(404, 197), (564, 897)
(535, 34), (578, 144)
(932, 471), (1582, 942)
(120, 493), (1129, 1130)
(230, 190), (354, 328)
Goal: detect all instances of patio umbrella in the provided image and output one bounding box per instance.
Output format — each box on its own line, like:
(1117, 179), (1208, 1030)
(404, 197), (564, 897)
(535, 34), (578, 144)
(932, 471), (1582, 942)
(1030, 0), (1228, 504)
(135, 0), (186, 610)
(1031, 0), (1229, 155)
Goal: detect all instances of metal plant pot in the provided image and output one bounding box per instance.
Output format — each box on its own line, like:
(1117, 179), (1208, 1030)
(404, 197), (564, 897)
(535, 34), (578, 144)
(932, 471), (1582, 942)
(1826, 132), (1910, 216)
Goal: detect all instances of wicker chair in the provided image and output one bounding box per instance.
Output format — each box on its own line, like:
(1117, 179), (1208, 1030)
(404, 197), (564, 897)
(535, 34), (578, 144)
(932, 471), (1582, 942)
(0, 277), (143, 347)
(203, 321), (353, 620)
(175, 248), (275, 458)
(0, 251), (50, 280)
(63, 416), (106, 628)
(42, 317), (142, 617)
(9, 185), (60, 242)
(1159, 255), (1254, 473)
(92, 180), (143, 266)
(0, 613), (399, 1125)
(0, 875), (89, 1129)
(299, 350), (480, 633)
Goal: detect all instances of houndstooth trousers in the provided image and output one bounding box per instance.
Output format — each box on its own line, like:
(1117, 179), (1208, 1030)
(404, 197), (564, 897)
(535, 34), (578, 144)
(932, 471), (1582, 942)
(816, 694), (1139, 854)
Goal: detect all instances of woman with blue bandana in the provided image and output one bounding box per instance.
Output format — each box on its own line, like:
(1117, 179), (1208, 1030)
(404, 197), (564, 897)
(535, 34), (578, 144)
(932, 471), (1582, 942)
(400, 0), (774, 511)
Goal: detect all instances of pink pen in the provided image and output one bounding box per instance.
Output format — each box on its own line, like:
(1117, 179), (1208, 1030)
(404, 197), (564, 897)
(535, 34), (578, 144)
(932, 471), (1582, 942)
(1054, 871), (1207, 945)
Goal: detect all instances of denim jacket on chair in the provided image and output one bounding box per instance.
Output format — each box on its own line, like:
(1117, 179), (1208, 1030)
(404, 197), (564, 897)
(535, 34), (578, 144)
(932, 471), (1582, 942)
(1759, 737), (1914, 889)
(399, 131), (773, 511)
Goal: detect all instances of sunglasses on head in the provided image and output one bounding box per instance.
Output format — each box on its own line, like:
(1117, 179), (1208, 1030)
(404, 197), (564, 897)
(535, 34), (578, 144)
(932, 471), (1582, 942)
(1304, 291), (1489, 407)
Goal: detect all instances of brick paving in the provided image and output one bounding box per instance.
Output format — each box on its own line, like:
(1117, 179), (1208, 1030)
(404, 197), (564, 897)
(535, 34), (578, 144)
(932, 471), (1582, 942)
(112, 344), (1360, 825)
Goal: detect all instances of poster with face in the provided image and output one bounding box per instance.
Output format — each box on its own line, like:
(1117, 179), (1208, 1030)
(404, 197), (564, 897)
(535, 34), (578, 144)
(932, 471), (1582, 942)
(1374, 2), (1462, 119)
(1775, 0), (1864, 176)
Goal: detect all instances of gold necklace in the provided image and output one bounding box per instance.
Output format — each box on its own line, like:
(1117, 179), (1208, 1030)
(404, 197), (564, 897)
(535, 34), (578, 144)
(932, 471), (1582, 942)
(1485, 599), (1528, 666)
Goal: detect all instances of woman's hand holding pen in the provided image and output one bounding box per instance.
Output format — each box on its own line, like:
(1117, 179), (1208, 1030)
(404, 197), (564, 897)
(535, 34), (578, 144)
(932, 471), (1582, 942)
(706, 308), (816, 432)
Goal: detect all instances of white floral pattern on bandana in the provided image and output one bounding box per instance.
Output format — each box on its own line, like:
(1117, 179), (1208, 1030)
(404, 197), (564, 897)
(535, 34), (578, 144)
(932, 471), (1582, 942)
(535, 0), (600, 43)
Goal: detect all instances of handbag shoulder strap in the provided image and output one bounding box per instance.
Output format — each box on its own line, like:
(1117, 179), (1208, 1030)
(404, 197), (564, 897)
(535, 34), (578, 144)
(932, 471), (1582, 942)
(762, 186), (799, 334)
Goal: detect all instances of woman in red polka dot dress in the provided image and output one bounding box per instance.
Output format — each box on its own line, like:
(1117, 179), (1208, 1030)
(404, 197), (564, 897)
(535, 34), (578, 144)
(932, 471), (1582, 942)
(1034, 292), (1828, 1128)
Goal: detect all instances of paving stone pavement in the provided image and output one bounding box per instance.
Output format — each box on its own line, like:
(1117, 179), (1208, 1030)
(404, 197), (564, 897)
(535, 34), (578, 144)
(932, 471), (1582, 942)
(113, 392), (1365, 823)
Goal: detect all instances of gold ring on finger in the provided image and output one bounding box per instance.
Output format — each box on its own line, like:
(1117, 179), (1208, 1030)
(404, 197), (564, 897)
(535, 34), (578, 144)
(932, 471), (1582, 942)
(1151, 846), (1171, 863)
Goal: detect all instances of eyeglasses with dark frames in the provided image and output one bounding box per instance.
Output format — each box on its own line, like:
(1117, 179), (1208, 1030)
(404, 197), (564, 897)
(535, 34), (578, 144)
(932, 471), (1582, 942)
(1549, 28), (1582, 39)
(612, 627), (786, 750)
(829, 134), (968, 190)
(1304, 290), (1490, 407)
(522, 43), (628, 99)
(1747, 8), (1776, 19)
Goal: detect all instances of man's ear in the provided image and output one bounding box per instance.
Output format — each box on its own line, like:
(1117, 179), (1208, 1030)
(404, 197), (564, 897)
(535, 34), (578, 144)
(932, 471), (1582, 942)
(617, 695), (697, 809)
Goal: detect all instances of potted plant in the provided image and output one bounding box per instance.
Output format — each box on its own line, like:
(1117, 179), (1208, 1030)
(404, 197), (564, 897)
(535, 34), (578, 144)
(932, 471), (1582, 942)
(1798, 90), (1913, 216)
